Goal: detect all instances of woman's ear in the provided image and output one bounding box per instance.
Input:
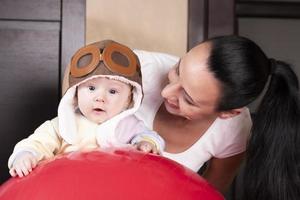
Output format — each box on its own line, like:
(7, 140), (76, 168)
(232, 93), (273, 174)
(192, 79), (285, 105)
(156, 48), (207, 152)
(218, 108), (243, 119)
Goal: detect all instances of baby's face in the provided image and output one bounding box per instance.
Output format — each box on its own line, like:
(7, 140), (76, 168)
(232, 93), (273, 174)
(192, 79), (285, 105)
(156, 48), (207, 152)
(77, 77), (132, 124)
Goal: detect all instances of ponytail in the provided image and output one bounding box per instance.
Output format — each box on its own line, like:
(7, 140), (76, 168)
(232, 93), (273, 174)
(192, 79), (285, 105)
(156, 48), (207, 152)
(243, 60), (300, 200)
(207, 36), (300, 199)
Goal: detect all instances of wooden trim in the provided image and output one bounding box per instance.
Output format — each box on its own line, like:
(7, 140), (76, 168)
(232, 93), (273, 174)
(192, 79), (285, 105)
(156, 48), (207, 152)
(187, 0), (208, 51)
(208, 0), (235, 38)
(0, 19), (61, 184)
(237, 2), (300, 18)
(188, 0), (236, 50)
(0, 0), (60, 21)
(61, 0), (86, 95)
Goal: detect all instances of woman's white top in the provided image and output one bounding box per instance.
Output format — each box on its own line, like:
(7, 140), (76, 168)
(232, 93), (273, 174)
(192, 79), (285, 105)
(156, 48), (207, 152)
(134, 50), (252, 172)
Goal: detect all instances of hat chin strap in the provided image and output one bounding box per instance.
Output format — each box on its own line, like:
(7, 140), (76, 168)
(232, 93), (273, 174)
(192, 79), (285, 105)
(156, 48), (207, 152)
(57, 86), (78, 144)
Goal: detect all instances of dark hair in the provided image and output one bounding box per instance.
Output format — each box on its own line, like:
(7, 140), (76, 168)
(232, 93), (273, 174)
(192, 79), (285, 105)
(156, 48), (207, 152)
(208, 35), (270, 111)
(208, 35), (300, 200)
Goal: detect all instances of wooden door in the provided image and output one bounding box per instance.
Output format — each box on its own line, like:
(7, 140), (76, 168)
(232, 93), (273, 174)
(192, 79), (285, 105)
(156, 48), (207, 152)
(188, 0), (235, 50)
(0, 0), (85, 183)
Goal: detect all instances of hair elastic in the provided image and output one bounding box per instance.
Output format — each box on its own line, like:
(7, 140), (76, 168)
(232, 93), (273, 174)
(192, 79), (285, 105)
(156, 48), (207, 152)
(269, 58), (277, 75)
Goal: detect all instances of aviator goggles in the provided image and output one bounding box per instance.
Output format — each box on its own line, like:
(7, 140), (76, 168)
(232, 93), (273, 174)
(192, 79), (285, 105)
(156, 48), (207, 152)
(70, 42), (139, 78)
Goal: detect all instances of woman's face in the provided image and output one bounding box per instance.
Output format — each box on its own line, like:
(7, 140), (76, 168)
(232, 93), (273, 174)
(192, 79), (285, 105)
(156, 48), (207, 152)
(161, 42), (221, 121)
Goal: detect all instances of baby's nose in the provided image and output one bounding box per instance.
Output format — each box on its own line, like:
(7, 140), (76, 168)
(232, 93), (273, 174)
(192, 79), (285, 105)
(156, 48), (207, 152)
(94, 93), (106, 102)
(95, 97), (104, 102)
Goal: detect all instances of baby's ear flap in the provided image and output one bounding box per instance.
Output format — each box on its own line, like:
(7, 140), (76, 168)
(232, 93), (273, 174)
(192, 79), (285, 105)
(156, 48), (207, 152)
(125, 88), (134, 110)
(62, 64), (71, 95)
(218, 108), (243, 119)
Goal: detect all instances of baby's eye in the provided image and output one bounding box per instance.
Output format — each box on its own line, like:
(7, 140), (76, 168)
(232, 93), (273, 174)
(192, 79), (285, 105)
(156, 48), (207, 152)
(88, 86), (95, 91)
(109, 89), (118, 94)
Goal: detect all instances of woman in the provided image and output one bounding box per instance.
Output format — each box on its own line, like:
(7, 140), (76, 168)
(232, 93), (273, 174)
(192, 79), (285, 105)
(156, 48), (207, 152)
(134, 35), (300, 199)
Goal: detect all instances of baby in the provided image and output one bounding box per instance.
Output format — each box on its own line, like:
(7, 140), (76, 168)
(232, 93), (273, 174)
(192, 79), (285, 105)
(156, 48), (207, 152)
(8, 40), (164, 177)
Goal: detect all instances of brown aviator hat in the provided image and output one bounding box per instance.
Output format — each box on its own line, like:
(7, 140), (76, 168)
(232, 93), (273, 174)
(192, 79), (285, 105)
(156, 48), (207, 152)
(66, 40), (142, 92)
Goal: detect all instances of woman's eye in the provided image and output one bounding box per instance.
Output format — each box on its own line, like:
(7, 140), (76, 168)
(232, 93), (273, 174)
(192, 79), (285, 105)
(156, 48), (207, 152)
(88, 86), (95, 91)
(109, 89), (117, 94)
(185, 99), (193, 105)
(183, 95), (194, 106)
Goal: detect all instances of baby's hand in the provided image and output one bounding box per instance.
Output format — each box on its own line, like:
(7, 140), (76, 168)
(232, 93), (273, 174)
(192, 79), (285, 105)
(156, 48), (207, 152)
(9, 152), (38, 177)
(134, 141), (160, 155)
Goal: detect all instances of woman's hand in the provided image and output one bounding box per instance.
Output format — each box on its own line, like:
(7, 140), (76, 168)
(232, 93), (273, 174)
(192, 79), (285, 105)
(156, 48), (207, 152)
(9, 152), (38, 177)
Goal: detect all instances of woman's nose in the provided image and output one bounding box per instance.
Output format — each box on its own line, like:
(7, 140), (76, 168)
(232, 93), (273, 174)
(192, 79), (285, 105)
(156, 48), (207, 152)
(161, 81), (180, 100)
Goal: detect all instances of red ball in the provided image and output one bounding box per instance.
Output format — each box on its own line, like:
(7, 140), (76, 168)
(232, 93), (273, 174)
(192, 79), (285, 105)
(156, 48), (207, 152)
(0, 149), (224, 200)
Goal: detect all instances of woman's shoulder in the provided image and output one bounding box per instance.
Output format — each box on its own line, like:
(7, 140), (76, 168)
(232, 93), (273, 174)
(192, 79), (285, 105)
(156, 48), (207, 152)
(134, 50), (179, 75)
(134, 50), (179, 126)
(134, 50), (178, 95)
(134, 50), (179, 66)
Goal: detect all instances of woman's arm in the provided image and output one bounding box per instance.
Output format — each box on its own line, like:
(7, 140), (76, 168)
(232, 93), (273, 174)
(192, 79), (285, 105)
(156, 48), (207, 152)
(202, 152), (245, 195)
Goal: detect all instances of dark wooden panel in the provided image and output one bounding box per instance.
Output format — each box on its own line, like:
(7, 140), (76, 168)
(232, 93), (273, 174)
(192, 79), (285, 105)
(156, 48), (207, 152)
(188, 0), (235, 50)
(208, 0), (235, 38)
(0, 21), (60, 183)
(61, 0), (85, 95)
(188, 0), (207, 50)
(237, 2), (300, 18)
(239, 0), (300, 2)
(0, 0), (60, 21)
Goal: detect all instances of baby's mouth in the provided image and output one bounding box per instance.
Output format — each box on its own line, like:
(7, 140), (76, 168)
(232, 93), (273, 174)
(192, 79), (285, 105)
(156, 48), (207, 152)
(93, 108), (104, 112)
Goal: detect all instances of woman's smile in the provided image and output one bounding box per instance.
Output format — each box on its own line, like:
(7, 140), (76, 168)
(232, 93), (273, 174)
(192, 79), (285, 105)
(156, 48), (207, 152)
(165, 99), (179, 110)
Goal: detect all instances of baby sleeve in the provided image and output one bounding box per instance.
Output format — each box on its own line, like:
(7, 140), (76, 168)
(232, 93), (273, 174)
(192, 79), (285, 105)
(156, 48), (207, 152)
(8, 117), (61, 168)
(115, 115), (165, 152)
